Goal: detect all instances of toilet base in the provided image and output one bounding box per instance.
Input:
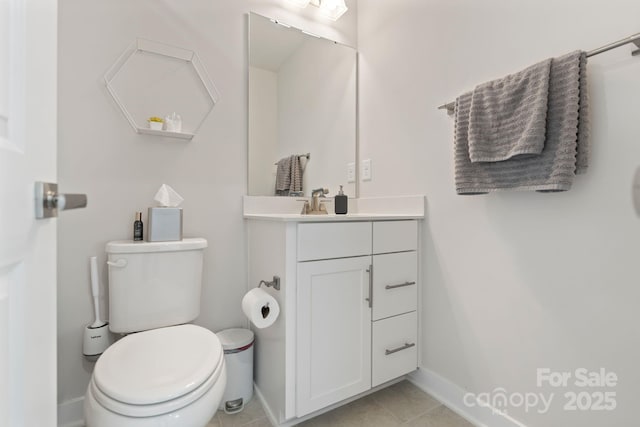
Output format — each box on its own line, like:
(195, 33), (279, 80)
(84, 368), (226, 427)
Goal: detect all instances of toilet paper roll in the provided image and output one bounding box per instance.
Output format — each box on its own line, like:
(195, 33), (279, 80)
(242, 288), (280, 329)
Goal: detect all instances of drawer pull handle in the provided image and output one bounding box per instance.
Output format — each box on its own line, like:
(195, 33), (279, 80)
(365, 265), (373, 308)
(385, 281), (416, 290)
(385, 342), (416, 356)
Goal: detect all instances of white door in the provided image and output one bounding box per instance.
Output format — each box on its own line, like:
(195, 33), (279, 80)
(296, 256), (372, 417)
(0, 0), (58, 426)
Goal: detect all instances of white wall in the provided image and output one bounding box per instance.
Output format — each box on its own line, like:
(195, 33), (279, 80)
(358, 0), (640, 426)
(57, 0), (357, 406)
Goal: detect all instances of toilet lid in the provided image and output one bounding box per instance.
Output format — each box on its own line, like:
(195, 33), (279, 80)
(94, 324), (222, 405)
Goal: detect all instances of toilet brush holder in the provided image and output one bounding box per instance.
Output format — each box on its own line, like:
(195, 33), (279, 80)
(83, 256), (112, 359)
(83, 323), (112, 358)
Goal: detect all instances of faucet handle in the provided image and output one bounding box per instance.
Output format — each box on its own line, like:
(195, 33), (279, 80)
(311, 188), (329, 197)
(297, 199), (310, 215)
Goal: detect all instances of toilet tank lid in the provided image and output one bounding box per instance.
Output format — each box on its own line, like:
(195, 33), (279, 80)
(106, 238), (207, 254)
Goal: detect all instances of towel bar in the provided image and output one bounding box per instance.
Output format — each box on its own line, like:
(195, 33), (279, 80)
(274, 153), (310, 165)
(437, 31), (640, 113)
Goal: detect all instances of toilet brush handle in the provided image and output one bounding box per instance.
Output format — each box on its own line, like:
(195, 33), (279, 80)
(89, 256), (104, 327)
(90, 257), (99, 296)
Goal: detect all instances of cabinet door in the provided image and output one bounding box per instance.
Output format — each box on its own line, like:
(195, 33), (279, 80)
(296, 256), (372, 417)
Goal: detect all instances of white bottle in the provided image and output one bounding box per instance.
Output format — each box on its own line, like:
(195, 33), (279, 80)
(164, 112), (182, 132)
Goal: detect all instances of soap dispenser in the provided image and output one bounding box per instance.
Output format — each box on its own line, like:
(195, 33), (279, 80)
(334, 185), (348, 215)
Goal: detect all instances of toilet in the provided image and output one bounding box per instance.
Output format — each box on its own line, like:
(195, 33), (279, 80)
(84, 238), (226, 427)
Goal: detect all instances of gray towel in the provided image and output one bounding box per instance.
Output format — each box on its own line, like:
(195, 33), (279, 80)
(454, 51), (589, 194)
(575, 52), (590, 174)
(468, 59), (552, 162)
(275, 155), (303, 196)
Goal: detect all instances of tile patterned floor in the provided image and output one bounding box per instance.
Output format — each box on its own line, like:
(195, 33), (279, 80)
(208, 380), (474, 427)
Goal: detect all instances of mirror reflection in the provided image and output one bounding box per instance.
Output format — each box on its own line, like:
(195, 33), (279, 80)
(248, 12), (357, 198)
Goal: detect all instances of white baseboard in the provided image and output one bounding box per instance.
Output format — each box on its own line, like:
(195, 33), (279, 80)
(408, 368), (527, 427)
(254, 385), (279, 427)
(57, 396), (84, 427)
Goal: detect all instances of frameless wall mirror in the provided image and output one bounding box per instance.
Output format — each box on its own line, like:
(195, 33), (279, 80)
(248, 12), (357, 197)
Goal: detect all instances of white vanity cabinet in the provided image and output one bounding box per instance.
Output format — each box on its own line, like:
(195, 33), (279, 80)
(247, 218), (420, 425)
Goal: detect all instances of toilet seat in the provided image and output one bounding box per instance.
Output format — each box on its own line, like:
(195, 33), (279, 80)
(92, 324), (223, 417)
(89, 360), (224, 418)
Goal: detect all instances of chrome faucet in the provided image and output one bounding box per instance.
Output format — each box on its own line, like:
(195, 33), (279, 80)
(299, 188), (330, 215)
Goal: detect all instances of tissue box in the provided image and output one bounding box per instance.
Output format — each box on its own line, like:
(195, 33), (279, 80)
(148, 207), (183, 242)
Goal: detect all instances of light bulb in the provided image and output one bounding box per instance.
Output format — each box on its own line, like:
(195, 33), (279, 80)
(318, 0), (348, 20)
(285, 0), (311, 8)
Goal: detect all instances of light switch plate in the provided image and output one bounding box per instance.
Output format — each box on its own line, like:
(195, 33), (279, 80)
(362, 159), (372, 181)
(347, 162), (356, 183)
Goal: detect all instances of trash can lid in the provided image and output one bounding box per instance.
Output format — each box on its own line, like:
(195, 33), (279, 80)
(217, 328), (254, 350)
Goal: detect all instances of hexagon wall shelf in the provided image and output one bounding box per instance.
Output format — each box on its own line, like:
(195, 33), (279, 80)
(104, 38), (220, 140)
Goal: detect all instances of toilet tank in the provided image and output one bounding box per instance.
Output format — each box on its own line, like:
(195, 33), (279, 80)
(106, 238), (208, 333)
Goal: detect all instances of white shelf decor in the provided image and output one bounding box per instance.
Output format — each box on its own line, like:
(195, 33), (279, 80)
(104, 38), (220, 140)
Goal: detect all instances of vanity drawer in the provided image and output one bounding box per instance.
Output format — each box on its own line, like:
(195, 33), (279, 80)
(297, 222), (372, 261)
(372, 252), (417, 321)
(372, 311), (418, 387)
(372, 221), (417, 254)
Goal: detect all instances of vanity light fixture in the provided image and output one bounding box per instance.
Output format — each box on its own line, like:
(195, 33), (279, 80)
(316, 0), (348, 21)
(286, 0), (311, 7)
(285, 0), (348, 21)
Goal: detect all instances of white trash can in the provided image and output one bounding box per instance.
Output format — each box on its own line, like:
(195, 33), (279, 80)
(217, 328), (255, 414)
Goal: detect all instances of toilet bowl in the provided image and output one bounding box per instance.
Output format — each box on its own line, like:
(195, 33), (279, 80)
(84, 324), (226, 427)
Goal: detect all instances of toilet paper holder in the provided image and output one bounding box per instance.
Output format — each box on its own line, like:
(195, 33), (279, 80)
(258, 276), (280, 291)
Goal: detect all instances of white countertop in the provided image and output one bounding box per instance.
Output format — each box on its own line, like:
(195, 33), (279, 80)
(243, 195), (426, 222)
(243, 213), (424, 222)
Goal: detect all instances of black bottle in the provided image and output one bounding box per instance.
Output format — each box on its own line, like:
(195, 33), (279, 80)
(334, 185), (348, 215)
(133, 212), (143, 241)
